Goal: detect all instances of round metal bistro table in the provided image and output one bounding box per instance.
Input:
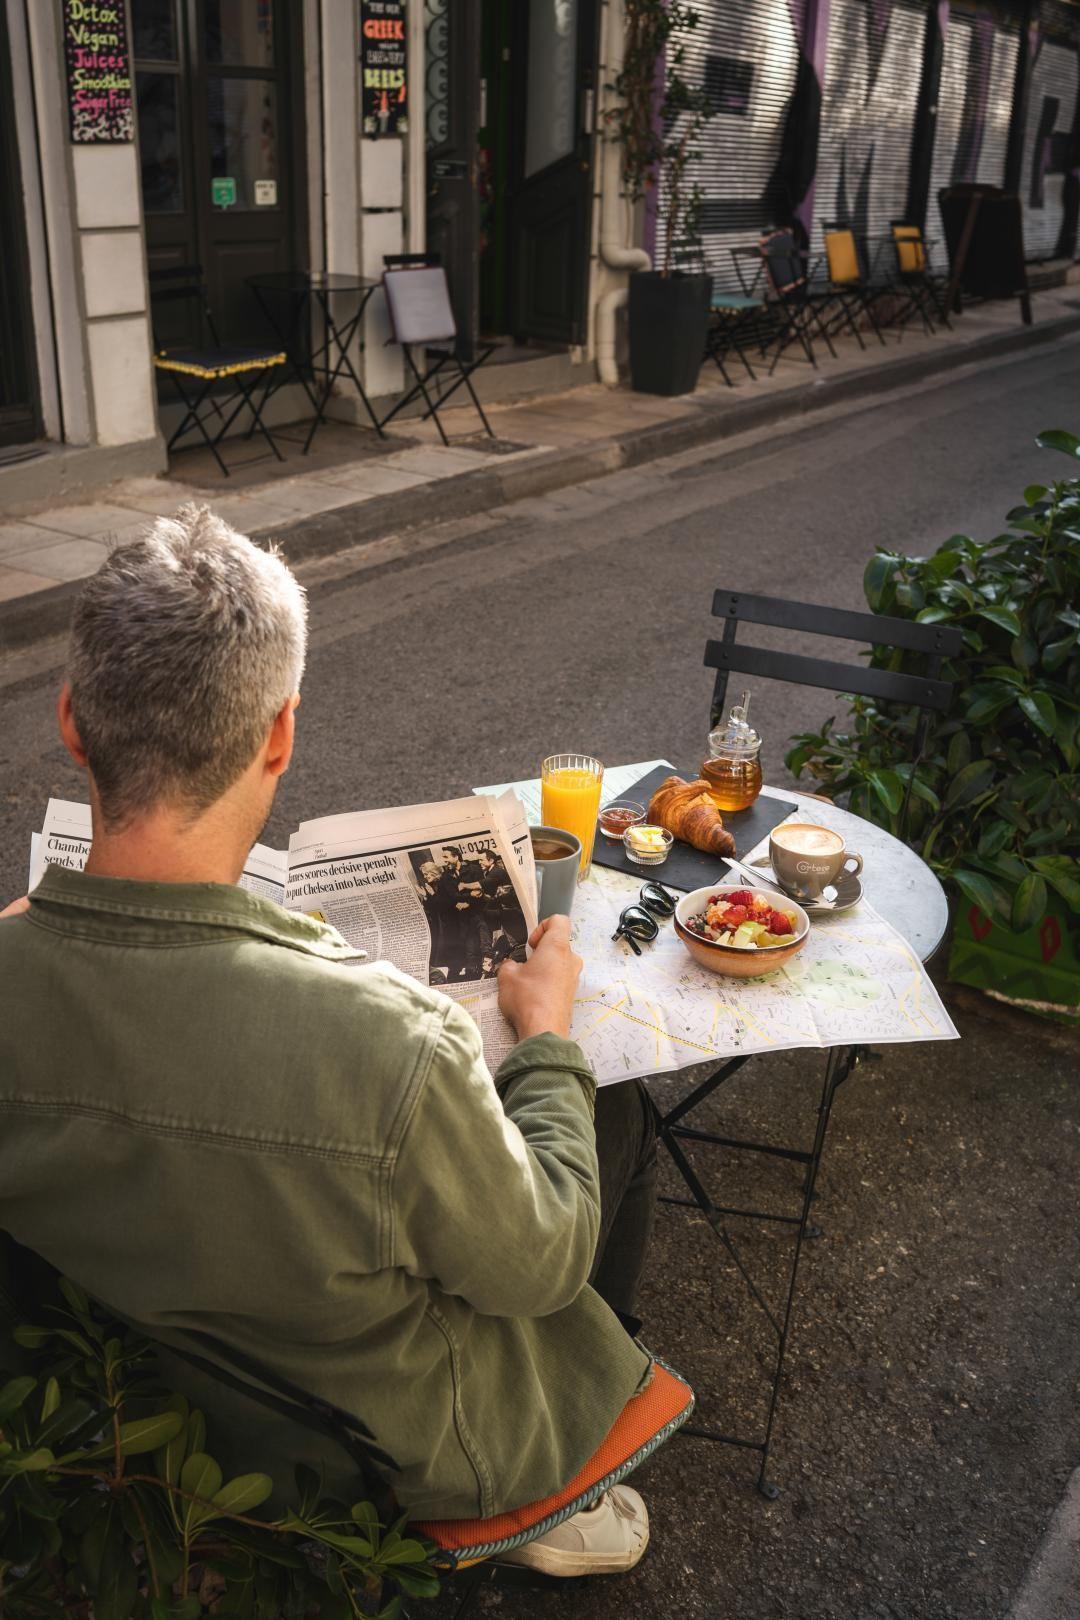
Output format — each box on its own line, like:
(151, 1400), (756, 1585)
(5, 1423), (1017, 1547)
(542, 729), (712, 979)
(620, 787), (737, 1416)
(595, 765), (950, 1499)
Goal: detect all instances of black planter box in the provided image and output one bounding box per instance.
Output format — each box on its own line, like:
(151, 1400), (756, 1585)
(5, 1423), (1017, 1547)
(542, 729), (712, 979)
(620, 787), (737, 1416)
(628, 270), (711, 396)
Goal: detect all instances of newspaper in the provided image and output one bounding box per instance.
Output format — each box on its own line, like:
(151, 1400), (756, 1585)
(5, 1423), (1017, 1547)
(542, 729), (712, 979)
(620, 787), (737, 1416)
(27, 793), (536, 1070)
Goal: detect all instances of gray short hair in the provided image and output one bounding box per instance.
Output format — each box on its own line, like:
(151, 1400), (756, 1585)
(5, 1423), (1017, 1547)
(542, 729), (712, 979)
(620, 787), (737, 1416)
(69, 504), (307, 826)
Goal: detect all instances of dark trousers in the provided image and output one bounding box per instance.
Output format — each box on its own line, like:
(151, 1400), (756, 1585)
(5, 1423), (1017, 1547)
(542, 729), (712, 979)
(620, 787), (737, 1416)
(588, 1080), (658, 1321)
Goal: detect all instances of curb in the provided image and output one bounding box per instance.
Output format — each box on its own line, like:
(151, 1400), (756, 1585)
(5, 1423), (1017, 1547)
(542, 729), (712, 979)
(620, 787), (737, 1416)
(1006, 1467), (1080, 1620)
(3, 306), (1080, 657)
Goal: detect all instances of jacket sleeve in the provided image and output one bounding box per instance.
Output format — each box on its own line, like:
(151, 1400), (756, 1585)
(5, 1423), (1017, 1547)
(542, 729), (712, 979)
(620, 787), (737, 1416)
(390, 1001), (601, 1317)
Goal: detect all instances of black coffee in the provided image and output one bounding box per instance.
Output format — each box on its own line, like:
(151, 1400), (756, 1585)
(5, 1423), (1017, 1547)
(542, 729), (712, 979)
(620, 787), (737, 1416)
(532, 837), (576, 862)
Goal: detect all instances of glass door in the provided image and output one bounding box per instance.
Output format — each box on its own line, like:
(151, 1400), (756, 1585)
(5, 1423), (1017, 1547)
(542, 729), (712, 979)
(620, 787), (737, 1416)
(135, 0), (306, 350)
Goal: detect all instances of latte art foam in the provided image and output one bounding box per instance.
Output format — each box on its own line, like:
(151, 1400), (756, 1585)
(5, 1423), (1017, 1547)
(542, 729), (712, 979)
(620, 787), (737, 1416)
(771, 824), (843, 857)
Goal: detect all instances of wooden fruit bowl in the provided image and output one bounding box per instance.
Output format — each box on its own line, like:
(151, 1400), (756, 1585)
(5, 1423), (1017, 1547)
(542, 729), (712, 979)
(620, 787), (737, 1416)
(673, 884), (810, 979)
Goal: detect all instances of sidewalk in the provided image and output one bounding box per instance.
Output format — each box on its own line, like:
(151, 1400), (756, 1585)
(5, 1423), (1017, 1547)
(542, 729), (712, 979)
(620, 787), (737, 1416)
(3, 284), (1080, 652)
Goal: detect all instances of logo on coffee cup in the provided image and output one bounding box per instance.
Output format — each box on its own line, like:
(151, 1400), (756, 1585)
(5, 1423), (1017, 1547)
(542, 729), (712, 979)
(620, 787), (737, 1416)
(795, 859), (828, 874)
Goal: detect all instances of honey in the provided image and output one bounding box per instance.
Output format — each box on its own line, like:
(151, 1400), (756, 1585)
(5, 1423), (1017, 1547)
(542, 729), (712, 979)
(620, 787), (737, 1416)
(701, 689), (762, 812)
(701, 754), (763, 812)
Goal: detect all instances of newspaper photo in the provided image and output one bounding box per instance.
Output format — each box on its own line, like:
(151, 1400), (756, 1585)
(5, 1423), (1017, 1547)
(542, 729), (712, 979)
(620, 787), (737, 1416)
(27, 792), (535, 1071)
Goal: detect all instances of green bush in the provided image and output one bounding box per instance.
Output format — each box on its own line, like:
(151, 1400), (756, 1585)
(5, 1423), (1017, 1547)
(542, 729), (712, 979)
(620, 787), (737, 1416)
(786, 430), (1080, 932)
(0, 1276), (439, 1619)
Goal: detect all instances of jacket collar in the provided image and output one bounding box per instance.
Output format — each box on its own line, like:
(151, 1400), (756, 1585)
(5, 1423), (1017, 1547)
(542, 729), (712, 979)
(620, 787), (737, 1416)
(29, 864), (365, 963)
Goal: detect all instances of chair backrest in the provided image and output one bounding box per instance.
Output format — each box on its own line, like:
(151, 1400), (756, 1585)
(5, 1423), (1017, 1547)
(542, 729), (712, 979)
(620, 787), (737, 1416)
(147, 263), (215, 350)
(891, 221), (927, 274)
(382, 253), (456, 346)
(822, 223), (861, 286)
(758, 228), (806, 299)
(705, 590), (963, 837)
(705, 588), (962, 729)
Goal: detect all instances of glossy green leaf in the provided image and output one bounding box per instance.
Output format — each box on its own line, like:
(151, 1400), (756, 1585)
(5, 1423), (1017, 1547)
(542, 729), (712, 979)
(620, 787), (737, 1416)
(37, 1396), (96, 1448)
(976, 605), (1021, 637)
(0, 1375), (37, 1421)
(946, 730), (972, 774)
(867, 768), (904, 814)
(12, 1324), (51, 1350)
(863, 553), (894, 613)
(180, 1449), (222, 1507)
(943, 759), (995, 808)
(39, 1376), (61, 1423)
(81, 1410), (185, 1462)
(976, 819), (1013, 859)
(1024, 484), (1048, 505)
(1036, 428), (1080, 457)
(1018, 691), (1057, 737)
(58, 1278), (91, 1318)
(1043, 634), (1077, 670)
(953, 869), (997, 919)
(5, 1446), (56, 1472)
(212, 1473), (273, 1517)
(1029, 857), (1080, 909)
(378, 1538), (430, 1566)
(1011, 873), (1047, 932)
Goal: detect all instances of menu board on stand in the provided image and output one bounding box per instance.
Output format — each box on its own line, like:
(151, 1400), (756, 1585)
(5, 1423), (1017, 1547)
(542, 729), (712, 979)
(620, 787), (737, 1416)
(61, 0), (134, 143)
(360, 0), (408, 136)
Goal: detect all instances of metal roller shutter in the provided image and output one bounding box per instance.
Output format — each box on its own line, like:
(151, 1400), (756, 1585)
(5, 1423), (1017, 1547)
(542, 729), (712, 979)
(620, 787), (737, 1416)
(654, 0), (799, 291)
(811, 0), (929, 269)
(1019, 26), (1078, 258)
(928, 6), (1019, 248)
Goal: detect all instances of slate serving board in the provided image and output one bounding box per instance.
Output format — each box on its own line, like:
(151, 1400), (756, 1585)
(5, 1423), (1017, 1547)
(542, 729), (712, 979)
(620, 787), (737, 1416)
(590, 764), (797, 893)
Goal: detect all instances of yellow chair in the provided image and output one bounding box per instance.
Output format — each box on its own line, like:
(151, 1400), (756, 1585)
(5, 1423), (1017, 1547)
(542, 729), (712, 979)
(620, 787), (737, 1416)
(821, 222), (888, 348)
(890, 221), (952, 332)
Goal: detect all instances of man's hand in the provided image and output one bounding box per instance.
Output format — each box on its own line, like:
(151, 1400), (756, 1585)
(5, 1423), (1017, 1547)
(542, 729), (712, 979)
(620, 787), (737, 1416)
(497, 915), (582, 1042)
(0, 895), (30, 920)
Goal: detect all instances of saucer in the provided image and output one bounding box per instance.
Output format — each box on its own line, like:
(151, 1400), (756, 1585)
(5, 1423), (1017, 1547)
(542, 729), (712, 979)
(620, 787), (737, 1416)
(749, 858), (863, 915)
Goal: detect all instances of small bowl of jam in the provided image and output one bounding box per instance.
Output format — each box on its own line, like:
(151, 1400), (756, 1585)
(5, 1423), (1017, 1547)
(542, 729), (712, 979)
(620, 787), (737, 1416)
(598, 801), (646, 841)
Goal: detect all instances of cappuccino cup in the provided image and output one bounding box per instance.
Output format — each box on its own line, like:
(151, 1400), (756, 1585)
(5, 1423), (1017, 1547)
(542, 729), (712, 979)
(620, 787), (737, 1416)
(769, 822), (862, 900)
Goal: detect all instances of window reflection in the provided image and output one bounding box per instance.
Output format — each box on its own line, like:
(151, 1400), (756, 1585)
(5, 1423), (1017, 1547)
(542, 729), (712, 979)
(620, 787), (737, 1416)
(206, 0), (275, 68)
(137, 71), (183, 212)
(132, 0), (177, 62)
(207, 77), (278, 208)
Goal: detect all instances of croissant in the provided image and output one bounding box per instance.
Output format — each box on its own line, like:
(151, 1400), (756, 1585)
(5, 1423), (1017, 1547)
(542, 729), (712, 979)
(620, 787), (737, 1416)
(647, 775), (737, 858)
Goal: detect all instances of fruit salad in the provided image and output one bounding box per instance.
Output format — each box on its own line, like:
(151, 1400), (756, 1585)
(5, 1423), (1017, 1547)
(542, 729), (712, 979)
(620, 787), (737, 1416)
(686, 889), (799, 949)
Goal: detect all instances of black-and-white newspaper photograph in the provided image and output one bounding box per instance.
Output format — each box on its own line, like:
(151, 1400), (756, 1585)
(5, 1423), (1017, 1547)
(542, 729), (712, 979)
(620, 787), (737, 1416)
(408, 842), (528, 984)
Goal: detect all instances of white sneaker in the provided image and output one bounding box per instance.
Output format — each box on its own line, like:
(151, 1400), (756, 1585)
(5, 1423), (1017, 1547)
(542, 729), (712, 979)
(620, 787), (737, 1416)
(497, 1484), (649, 1577)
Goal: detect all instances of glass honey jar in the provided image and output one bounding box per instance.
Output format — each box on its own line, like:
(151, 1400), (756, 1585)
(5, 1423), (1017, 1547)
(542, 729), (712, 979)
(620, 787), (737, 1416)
(701, 690), (762, 812)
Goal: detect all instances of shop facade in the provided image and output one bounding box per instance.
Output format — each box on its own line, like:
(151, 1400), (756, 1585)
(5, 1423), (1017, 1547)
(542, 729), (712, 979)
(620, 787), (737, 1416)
(2, 0), (1079, 512)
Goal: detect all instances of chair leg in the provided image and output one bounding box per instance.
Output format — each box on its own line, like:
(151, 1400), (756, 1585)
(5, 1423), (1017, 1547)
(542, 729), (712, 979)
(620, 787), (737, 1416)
(165, 375), (231, 477)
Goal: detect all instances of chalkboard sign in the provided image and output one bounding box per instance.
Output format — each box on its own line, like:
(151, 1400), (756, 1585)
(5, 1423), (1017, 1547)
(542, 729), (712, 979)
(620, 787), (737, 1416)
(360, 0), (408, 136)
(62, 0), (134, 144)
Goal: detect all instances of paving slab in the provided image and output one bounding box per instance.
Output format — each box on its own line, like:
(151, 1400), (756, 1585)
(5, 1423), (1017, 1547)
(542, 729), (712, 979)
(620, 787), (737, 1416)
(0, 565), (57, 602)
(25, 502), (153, 540)
(1, 536), (111, 582)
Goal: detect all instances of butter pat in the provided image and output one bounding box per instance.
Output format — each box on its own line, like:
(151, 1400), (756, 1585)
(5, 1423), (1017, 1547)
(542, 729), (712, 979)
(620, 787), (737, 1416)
(624, 824), (673, 864)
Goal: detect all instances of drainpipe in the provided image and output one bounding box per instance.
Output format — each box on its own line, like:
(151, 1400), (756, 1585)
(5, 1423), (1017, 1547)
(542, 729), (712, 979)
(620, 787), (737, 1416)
(596, 0), (651, 387)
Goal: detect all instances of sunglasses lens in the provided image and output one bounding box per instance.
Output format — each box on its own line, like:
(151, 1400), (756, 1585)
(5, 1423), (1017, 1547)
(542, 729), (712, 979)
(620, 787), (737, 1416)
(640, 882), (676, 917)
(620, 906), (658, 939)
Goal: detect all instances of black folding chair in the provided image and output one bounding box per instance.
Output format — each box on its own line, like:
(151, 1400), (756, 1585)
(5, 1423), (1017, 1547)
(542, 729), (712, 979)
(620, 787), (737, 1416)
(651, 591), (962, 1498)
(890, 221), (953, 334)
(669, 238), (764, 385)
(148, 265), (286, 477)
(756, 228), (838, 372)
(377, 254), (494, 446)
(819, 220), (889, 348)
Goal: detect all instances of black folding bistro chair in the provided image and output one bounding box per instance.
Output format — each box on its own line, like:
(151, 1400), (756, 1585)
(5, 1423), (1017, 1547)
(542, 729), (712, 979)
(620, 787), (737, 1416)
(148, 265), (286, 477)
(651, 591), (962, 1498)
(669, 237), (764, 385)
(819, 220), (888, 348)
(890, 221), (953, 334)
(377, 254), (494, 447)
(756, 228), (838, 372)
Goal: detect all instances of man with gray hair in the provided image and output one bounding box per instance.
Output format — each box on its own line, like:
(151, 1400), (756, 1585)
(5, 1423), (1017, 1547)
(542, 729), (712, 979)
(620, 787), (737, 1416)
(0, 507), (660, 1577)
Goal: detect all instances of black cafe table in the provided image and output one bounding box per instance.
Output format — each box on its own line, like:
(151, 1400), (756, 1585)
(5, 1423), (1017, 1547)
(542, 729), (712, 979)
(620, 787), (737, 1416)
(483, 760), (951, 1498)
(247, 271), (384, 453)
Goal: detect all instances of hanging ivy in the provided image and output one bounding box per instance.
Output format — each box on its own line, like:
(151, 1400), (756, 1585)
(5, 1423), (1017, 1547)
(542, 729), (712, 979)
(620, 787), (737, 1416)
(605, 0), (714, 274)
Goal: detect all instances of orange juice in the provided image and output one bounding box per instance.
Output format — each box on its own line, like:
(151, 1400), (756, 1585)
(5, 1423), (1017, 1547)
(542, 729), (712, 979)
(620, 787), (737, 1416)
(541, 757), (603, 876)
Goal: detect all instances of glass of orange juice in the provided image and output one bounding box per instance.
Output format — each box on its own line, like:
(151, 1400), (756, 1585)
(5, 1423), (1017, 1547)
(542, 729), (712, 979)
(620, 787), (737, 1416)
(541, 754), (604, 878)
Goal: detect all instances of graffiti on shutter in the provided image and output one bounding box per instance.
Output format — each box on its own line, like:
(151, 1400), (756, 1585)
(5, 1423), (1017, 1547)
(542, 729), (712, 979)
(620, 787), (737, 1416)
(928, 8), (1018, 245)
(1019, 28), (1078, 258)
(811, 0), (928, 273)
(655, 0), (799, 291)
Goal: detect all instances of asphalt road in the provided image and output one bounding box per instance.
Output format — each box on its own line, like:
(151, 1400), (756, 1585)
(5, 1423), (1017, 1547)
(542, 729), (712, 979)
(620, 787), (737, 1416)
(1, 340), (1078, 1619)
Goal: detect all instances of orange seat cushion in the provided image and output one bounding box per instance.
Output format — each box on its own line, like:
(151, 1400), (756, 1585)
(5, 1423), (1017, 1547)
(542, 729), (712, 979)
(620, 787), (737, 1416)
(413, 1359), (693, 1565)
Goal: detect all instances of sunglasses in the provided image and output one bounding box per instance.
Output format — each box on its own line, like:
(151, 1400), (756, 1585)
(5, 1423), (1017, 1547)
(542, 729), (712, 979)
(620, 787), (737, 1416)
(612, 881), (678, 955)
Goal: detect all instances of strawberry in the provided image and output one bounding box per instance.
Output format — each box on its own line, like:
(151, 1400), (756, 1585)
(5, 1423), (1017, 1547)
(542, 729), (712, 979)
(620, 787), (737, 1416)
(726, 890), (753, 908)
(768, 910), (793, 935)
(723, 905), (748, 925)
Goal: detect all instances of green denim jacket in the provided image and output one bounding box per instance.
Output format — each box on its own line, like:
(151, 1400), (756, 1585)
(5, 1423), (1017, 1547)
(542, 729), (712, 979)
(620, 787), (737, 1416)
(0, 866), (651, 1519)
